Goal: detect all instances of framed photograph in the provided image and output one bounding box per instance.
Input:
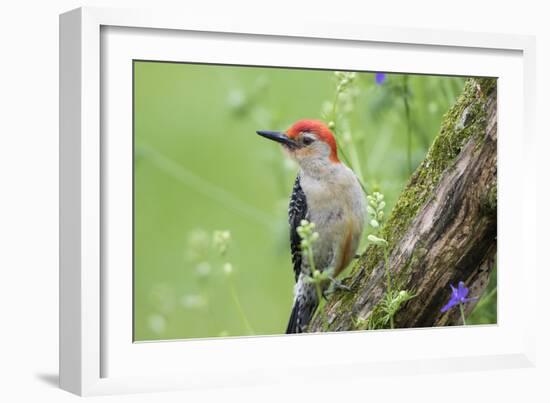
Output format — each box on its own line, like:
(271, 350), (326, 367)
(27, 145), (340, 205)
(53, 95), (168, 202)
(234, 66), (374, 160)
(60, 7), (536, 396)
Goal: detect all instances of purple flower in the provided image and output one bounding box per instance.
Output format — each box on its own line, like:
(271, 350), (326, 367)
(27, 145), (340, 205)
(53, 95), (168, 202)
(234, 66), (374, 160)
(440, 281), (478, 313)
(375, 72), (386, 85)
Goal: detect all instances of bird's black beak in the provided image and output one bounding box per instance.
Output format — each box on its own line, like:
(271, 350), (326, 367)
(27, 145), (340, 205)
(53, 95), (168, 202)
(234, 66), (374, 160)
(256, 130), (297, 148)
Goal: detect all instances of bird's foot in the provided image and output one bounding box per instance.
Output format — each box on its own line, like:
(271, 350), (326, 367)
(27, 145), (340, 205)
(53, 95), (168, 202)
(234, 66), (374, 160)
(323, 277), (352, 299)
(331, 277), (352, 292)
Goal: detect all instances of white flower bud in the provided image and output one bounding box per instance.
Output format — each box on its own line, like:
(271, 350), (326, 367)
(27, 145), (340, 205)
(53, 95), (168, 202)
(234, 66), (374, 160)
(367, 234), (388, 247)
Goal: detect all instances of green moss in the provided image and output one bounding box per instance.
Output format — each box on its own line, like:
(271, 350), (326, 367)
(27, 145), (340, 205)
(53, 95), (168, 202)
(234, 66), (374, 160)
(478, 77), (497, 96)
(357, 78), (494, 273)
(343, 78), (496, 331)
(365, 302), (389, 330)
(360, 249), (421, 330)
(481, 183), (497, 216)
(333, 287), (358, 320)
(318, 78), (497, 332)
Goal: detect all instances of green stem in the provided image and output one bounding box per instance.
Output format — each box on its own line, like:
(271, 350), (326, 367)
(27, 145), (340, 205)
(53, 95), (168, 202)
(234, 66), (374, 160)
(331, 90), (339, 120)
(307, 245), (323, 311)
(314, 282), (323, 317)
(475, 287), (497, 310)
(332, 135), (353, 169)
(347, 137), (366, 189)
(332, 85), (364, 186)
(306, 245), (317, 278)
(383, 246), (394, 329)
(228, 277), (255, 335)
(328, 92), (353, 172)
(402, 76), (413, 174)
(459, 303), (467, 326)
(330, 85), (369, 196)
(304, 243), (328, 330)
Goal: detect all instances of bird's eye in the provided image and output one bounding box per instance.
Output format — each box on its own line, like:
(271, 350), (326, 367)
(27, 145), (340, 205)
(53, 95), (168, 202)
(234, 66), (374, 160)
(302, 136), (315, 146)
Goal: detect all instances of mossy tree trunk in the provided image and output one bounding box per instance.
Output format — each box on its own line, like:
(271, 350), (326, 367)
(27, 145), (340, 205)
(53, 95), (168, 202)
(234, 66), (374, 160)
(310, 78), (497, 332)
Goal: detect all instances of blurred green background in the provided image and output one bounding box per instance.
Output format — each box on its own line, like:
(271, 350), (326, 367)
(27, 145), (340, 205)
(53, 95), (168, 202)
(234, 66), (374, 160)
(133, 61), (497, 341)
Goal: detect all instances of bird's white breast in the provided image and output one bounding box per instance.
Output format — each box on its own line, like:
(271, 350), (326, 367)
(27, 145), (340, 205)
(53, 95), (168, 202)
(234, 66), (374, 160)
(300, 163), (365, 273)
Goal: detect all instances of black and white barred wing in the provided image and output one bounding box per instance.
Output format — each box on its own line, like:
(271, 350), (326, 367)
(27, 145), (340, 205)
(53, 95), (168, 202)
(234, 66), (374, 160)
(288, 175), (308, 282)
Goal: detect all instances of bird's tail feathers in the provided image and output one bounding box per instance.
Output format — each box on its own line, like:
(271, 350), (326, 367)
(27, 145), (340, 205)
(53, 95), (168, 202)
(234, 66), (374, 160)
(285, 295), (319, 334)
(286, 300), (300, 334)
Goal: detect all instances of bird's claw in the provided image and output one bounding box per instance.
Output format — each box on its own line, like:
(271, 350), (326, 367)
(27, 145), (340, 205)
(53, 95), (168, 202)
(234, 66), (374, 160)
(323, 277), (352, 299)
(331, 281), (352, 292)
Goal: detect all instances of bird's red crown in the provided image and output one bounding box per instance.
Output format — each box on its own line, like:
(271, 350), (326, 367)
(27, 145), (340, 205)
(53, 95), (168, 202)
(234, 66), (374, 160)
(286, 119), (339, 163)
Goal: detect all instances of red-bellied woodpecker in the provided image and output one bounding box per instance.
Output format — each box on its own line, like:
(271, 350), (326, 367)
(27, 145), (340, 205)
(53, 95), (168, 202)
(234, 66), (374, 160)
(257, 119), (366, 333)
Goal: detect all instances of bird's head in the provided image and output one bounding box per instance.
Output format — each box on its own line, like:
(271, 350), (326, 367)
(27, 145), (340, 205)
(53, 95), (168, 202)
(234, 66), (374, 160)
(256, 119), (339, 166)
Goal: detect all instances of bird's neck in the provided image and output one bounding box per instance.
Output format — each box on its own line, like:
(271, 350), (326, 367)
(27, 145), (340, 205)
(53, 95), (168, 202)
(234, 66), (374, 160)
(299, 158), (342, 181)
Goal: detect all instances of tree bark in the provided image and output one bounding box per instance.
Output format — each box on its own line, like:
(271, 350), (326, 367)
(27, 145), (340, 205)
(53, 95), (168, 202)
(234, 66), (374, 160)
(310, 78), (497, 332)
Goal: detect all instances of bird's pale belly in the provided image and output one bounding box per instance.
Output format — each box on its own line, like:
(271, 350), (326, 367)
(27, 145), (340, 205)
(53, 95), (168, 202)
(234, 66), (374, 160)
(308, 206), (361, 277)
(299, 164), (365, 279)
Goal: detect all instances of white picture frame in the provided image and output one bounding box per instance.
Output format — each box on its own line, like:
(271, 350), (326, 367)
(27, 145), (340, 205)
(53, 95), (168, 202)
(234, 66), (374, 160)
(59, 6), (537, 396)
